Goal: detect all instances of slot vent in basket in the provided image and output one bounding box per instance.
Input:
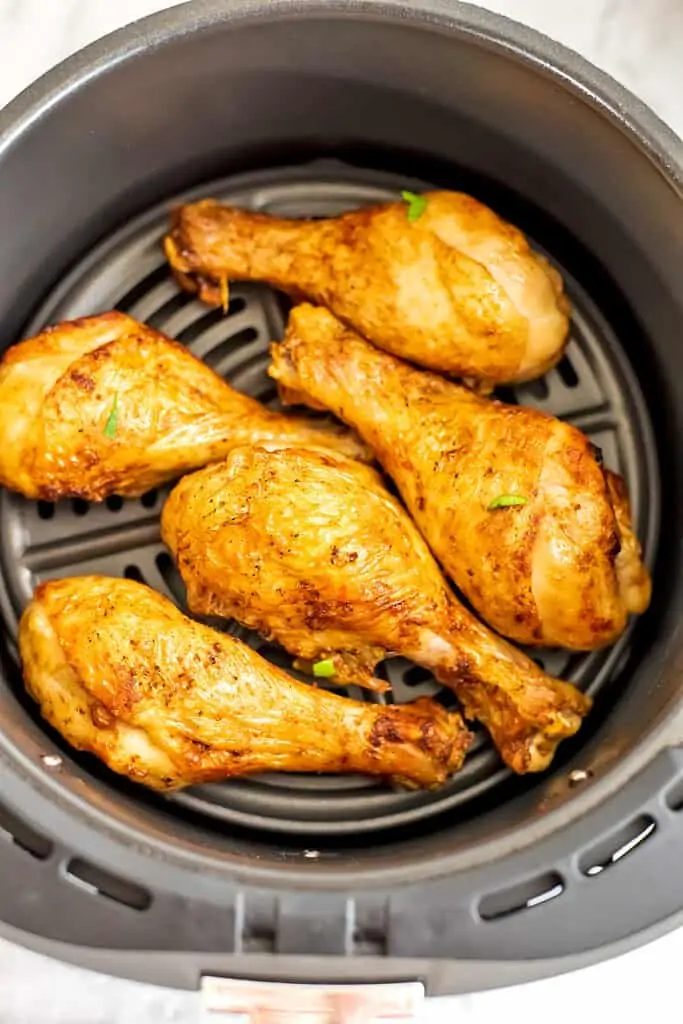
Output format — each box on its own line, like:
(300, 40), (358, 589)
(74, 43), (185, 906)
(64, 857), (151, 911)
(578, 814), (656, 877)
(478, 871), (565, 921)
(0, 800), (53, 860)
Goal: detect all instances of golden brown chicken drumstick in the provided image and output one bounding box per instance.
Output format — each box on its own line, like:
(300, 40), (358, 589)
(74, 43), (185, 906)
(161, 446), (590, 773)
(19, 576), (470, 790)
(165, 191), (570, 385)
(0, 311), (366, 502)
(269, 305), (651, 651)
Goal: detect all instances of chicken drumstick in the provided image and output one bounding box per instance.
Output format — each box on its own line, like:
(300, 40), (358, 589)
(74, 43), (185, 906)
(269, 304), (651, 651)
(19, 576), (470, 791)
(165, 191), (570, 386)
(0, 311), (366, 502)
(161, 446), (590, 773)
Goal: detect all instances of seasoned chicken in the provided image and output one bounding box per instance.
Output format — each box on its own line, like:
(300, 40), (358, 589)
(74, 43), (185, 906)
(161, 446), (590, 773)
(0, 311), (366, 502)
(165, 191), (570, 385)
(19, 576), (470, 791)
(269, 305), (651, 650)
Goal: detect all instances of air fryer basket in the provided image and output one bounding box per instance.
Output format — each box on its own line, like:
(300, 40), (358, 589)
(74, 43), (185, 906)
(1, 0), (683, 998)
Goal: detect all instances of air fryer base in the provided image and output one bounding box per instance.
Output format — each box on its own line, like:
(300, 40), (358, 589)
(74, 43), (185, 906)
(4, 913), (683, 998)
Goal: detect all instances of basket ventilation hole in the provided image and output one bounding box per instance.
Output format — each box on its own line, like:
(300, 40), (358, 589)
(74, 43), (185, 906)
(478, 871), (564, 921)
(203, 326), (260, 371)
(353, 927), (388, 957)
(140, 489), (158, 509)
(578, 814), (656, 877)
(64, 857), (151, 911)
(242, 925), (277, 954)
(37, 501), (55, 521)
(72, 498), (89, 517)
(665, 779), (683, 812)
(116, 264), (169, 312)
(0, 802), (53, 860)
(155, 550), (186, 605)
(123, 564), (146, 584)
(146, 292), (191, 329)
(557, 355), (579, 388)
(106, 495), (124, 513)
(176, 301), (246, 346)
(403, 666), (433, 687)
(518, 377), (550, 402)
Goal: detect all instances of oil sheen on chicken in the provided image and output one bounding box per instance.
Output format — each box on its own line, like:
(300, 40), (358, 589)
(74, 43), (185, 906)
(0, 311), (366, 501)
(162, 446), (590, 773)
(19, 576), (471, 790)
(268, 304), (651, 651)
(164, 191), (570, 386)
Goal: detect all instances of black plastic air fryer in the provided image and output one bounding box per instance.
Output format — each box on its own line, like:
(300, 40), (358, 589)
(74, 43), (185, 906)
(0, 0), (682, 1002)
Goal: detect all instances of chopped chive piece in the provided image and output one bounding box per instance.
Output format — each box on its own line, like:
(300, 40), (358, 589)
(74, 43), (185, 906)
(103, 393), (119, 439)
(401, 190), (428, 223)
(487, 494), (527, 510)
(312, 658), (336, 678)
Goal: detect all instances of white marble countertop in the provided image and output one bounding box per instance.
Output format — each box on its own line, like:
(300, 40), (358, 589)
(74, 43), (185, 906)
(1, 0), (682, 1021)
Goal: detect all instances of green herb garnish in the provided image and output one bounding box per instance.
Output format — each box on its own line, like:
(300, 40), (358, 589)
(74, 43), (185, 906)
(401, 190), (428, 223)
(487, 494), (528, 511)
(103, 393), (119, 439)
(312, 658), (336, 679)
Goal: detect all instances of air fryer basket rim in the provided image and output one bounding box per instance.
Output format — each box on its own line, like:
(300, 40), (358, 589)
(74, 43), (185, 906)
(1, 0), (683, 993)
(2, 0), (683, 181)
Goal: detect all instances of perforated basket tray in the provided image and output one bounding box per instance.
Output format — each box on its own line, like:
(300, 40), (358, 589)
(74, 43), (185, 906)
(0, 160), (660, 838)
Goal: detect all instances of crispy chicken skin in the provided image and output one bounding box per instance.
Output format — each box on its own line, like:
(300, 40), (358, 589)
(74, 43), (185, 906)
(269, 305), (651, 651)
(161, 447), (590, 773)
(0, 311), (366, 502)
(164, 192), (570, 385)
(19, 576), (470, 790)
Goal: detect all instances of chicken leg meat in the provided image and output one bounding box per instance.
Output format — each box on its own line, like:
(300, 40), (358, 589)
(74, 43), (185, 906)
(0, 311), (366, 502)
(269, 304), (651, 651)
(19, 576), (470, 790)
(165, 191), (570, 385)
(161, 446), (590, 773)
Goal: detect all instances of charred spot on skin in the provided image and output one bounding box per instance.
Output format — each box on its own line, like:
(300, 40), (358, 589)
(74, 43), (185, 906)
(330, 545), (359, 566)
(607, 529), (622, 561)
(418, 719), (437, 752)
(588, 613), (618, 639)
(91, 702), (115, 729)
(188, 739), (211, 763)
(305, 606), (334, 630)
(589, 442), (604, 467)
(370, 715), (404, 748)
(69, 370), (96, 392)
